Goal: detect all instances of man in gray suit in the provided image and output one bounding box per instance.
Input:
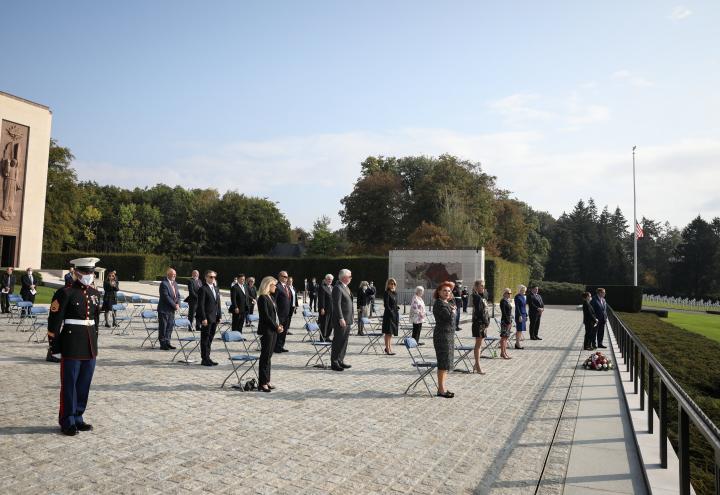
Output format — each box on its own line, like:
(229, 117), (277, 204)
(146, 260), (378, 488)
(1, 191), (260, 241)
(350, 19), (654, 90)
(330, 269), (353, 371)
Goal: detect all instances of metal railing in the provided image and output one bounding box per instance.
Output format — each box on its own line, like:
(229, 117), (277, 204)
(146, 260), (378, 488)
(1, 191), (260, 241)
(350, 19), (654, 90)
(608, 307), (720, 495)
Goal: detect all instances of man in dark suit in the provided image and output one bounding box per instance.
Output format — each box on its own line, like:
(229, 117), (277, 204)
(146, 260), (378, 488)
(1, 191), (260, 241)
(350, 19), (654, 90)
(64, 267), (75, 287)
(230, 273), (249, 333)
(21, 266), (37, 303)
(528, 286), (545, 340)
(157, 268), (180, 350)
(246, 277), (257, 324)
(185, 270), (201, 330)
(196, 270), (222, 366)
(272, 271), (292, 352)
(591, 288), (608, 349)
(308, 277), (318, 311)
(330, 269), (353, 371)
(1, 266), (15, 313)
(287, 276), (299, 335)
(317, 274), (334, 341)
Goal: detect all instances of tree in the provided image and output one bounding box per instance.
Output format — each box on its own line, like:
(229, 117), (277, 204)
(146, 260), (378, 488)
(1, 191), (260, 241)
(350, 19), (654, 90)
(492, 199), (528, 263)
(672, 216), (720, 297)
(407, 221), (451, 249)
(43, 139), (78, 251)
(306, 216), (341, 256)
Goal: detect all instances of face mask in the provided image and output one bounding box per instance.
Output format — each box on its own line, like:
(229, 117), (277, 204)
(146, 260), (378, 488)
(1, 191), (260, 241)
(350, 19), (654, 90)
(80, 274), (94, 286)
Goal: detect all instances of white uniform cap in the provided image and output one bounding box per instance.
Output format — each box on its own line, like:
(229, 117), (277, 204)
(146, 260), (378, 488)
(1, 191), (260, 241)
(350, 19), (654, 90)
(70, 257), (100, 270)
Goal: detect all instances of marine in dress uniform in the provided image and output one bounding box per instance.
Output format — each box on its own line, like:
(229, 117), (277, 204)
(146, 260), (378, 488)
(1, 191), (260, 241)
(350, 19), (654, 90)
(47, 257), (101, 436)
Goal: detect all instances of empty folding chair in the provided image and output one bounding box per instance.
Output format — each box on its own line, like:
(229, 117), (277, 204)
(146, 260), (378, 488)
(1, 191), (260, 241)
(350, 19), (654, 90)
(111, 303), (133, 335)
(179, 301), (189, 317)
(301, 309), (318, 326)
(115, 291), (126, 304)
(244, 314), (261, 350)
(148, 298), (160, 311)
(129, 294), (145, 318)
(403, 337), (438, 397)
(15, 301), (33, 328)
(305, 323), (332, 369)
(140, 310), (159, 348)
(171, 317), (200, 364)
(26, 306), (49, 342)
(220, 330), (259, 390)
(358, 317), (384, 354)
(6, 294), (23, 322)
(396, 315), (414, 345)
(453, 331), (474, 373)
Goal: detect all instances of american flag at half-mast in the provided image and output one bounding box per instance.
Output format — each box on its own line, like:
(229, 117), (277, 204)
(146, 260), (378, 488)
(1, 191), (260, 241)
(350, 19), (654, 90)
(635, 222), (644, 239)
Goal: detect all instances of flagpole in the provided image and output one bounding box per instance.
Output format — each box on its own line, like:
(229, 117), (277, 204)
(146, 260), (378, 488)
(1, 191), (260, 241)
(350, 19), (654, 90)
(633, 146), (637, 286)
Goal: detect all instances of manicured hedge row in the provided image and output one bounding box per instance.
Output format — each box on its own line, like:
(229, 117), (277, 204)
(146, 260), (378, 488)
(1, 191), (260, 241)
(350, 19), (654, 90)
(171, 256), (389, 292)
(529, 280), (585, 305)
(484, 256), (530, 303)
(586, 284), (643, 313)
(42, 252), (169, 281)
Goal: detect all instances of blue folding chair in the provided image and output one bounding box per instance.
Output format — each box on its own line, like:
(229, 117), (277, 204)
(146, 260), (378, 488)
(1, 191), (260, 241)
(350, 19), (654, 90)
(6, 294), (23, 322)
(26, 307), (49, 342)
(305, 323), (332, 369)
(140, 310), (159, 348)
(220, 330), (259, 390)
(403, 337), (438, 397)
(111, 303), (133, 334)
(15, 301), (33, 327)
(115, 291), (127, 303)
(453, 331), (474, 373)
(244, 314), (261, 350)
(171, 317), (200, 364)
(359, 317), (384, 354)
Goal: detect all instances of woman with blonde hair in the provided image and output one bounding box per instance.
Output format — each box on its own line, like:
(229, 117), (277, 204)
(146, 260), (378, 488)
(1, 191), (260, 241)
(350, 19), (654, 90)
(471, 279), (490, 374)
(257, 276), (284, 392)
(409, 286), (426, 345)
(382, 278), (400, 355)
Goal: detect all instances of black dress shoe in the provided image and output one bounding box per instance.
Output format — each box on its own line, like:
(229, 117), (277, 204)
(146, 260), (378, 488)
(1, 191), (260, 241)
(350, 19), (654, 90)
(331, 365), (345, 371)
(598, 345), (607, 348)
(201, 361), (213, 367)
(340, 363), (352, 369)
(514, 344), (524, 350)
(76, 422), (93, 432)
(281, 348), (289, 353)
(159, 345), (169, 350)
(536, 337), (543, 340)
(286, 331), (294, 335)
(210, 360), (219, 366)
(61, 425), (78, 436)
(46, 354), (60, 363)
(168, 344), (177, 350)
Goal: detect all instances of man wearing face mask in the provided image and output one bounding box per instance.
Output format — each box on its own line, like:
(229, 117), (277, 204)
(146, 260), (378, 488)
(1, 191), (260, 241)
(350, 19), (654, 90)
(21, 267), (37, 314)
(47, 257), (102, 436)
(157, 268), (180, 350)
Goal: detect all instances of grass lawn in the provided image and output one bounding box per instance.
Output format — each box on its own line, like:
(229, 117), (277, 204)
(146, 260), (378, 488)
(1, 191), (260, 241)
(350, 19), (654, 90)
(667, 312), (720, 344)
(12, 285), (56, 305)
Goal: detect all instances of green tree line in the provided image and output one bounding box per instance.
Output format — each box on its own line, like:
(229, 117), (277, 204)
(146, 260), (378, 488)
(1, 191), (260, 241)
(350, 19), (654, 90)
(43, 141), (720, 298)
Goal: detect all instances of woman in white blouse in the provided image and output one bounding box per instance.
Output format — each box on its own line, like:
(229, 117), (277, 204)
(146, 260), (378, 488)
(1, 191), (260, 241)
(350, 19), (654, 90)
(409, 286), (427, 345)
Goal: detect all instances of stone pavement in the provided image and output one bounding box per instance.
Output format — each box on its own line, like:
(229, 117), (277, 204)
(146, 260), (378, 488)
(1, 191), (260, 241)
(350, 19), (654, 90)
(0, 304), (641, 494)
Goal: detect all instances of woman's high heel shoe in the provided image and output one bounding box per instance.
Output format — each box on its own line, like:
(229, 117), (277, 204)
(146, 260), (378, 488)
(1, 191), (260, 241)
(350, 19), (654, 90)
(473, 364), (486, 375)
(384, 348), (396, 356)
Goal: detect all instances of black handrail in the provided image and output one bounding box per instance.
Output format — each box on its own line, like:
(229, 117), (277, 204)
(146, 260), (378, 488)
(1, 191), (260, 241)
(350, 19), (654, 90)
(608, 307), (720, 495)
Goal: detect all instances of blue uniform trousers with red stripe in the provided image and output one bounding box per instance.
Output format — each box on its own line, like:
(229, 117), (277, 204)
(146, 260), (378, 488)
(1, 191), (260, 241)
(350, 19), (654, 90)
(59, 358), (96, 429)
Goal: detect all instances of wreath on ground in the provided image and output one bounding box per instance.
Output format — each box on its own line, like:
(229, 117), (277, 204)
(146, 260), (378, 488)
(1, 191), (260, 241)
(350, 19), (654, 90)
(582, 351), (614, 370)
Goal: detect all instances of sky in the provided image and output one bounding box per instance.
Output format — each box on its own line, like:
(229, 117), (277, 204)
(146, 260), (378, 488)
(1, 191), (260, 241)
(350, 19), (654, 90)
(3, 1), (719, 231)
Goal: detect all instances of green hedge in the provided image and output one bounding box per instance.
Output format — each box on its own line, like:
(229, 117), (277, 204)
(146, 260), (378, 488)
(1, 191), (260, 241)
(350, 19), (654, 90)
(42, 252), (169, 281)
(529, 280), (585, 305)
(172, 256), (389, 292)
(484, 256), (530, 302)
(586, 285), (643, 312)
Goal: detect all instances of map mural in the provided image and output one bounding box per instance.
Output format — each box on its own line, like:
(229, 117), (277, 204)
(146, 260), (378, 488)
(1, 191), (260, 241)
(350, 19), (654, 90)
(404, 262), (461, 289)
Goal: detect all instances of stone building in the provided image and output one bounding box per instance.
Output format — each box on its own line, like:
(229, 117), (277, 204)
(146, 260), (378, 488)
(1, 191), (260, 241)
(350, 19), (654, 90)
(0, 91), (52, 268)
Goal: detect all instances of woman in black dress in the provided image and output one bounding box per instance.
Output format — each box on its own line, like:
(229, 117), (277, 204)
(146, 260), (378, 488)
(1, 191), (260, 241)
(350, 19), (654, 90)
(499, 288), (513, 359)
(433, 281), (456, 398)
(382, 278), (399, 355)
(102, 270), (119, 327)
(471, 279), (490, 374)
(257, 276), (283, 393)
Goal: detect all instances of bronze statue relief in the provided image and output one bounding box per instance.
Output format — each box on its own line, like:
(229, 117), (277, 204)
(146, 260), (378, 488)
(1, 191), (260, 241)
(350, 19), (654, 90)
(0, 123), (27, 222)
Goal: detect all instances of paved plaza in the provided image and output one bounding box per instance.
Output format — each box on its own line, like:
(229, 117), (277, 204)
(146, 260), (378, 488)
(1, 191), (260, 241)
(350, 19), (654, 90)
(0, 300), (643, 494)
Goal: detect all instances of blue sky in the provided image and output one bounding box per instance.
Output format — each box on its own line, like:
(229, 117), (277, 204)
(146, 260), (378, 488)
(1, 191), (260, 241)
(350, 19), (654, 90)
(3, 1), (719, 230)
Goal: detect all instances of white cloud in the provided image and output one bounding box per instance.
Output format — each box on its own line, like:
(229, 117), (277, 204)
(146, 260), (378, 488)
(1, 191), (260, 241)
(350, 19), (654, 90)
(612, 69), (654, 88)
(669, 5), (692, 21)
(489, 92), (610, 130)
(74, 130), (720, 231)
